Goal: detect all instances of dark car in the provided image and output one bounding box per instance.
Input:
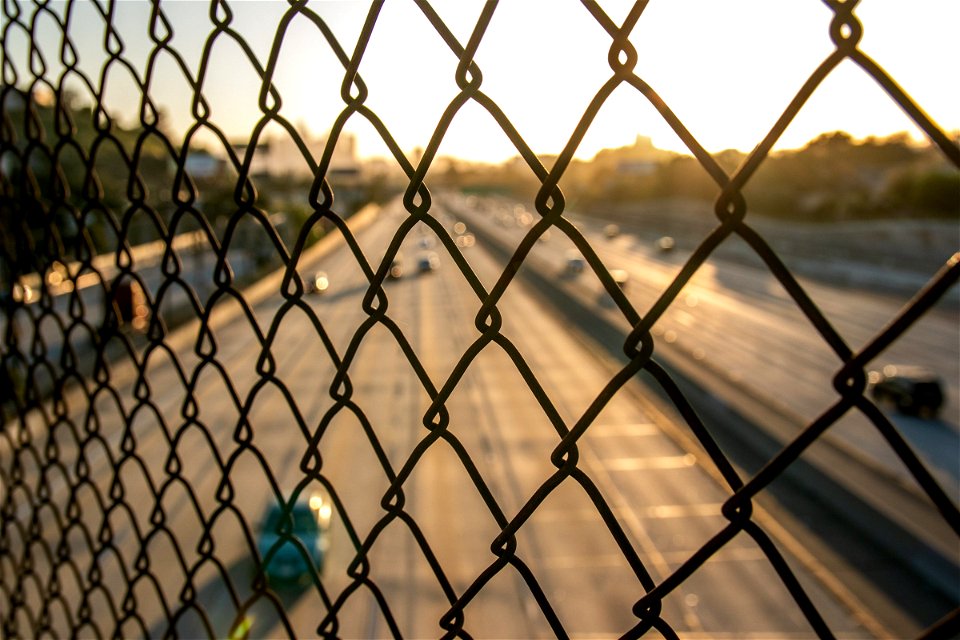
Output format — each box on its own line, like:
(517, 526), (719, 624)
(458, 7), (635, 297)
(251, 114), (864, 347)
(564, 251), (586, 276)
(417, 252), (440, 273)
(869, 365), (945, 419)
(257, 497), (330, 585)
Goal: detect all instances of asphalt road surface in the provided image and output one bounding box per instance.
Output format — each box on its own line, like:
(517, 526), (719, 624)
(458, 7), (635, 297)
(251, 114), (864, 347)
(2, 197), (949, 638)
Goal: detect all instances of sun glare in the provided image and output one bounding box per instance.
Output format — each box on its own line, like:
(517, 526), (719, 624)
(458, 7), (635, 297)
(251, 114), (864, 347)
(15, 0), (958, 164)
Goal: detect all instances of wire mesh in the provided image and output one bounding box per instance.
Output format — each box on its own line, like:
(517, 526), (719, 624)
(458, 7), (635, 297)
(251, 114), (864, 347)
(1, 0), (958, 638)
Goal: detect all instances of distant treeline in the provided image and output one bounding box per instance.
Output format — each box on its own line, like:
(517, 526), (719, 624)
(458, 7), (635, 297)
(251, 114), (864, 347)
(444, 131), (959, 222)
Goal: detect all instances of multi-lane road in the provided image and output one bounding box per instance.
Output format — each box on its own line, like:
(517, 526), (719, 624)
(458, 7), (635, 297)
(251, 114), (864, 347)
(2, 195), (956, 638)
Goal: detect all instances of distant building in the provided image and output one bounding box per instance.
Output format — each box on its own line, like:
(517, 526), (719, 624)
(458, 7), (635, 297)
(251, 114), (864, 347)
(184, 149), (227, 180)
(231, 131), (360, 180)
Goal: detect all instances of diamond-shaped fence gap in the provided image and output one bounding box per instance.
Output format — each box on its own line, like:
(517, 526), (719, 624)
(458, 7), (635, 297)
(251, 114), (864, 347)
(342, 323), (438, 471)
(113, 453), (161, 537)
(24, 144), (55, 197)
(658, 252), (844, 414)
(632, 1), (834, 155)
(0, 487), (29, 545)
(88, 541), (132, 601)
(187, 366), (243, 456)
(664, 538), (828, 638)
(188, 303), (263, 399)
(587, 452), (738, 577)
(356, 516), (459, 639)
(403, 218), (444, 258)
(134, 533), (187, 621)
(60, 3), (113, 83)
(806, 409), (958, 542)
(71, 412), (124, 488)
(189, 510), (256, 597)
(78, 207), (122, 259)
(44, 417), (82, 475)
(765, 55), (945, 161)
(60, 481), (105, 553)
(309, 412), (394, 549)
(260, 309), (339, 428)
(166, 217), (218, 293)
(29, 2), (69, 52)
(43, 579), (77, 636)
(241, 384), (313, 490)
(294, 256), (381, 358)
(512, 477), (646, 636)
(181, 143), (240, 223)
(425, 100), (531, 181)
(13, 569), (45, 624)
(263, 13), (350, 147)
(501, 229), (638, 340)
(104, 2), (156, 78)
(383, 259), (484, 383)
(166, 603), (213, 640)
(151, 278), (204, 341)
(142, 53), (199, 147)
(150, 481), (209, 564)
(853, 3), (959, 128)
(33, 309), (67, 362)
(219, 456), (286, 543)
(449, 564), (555, 639)
(321, 582), (395, 640)
(98, 64), (148, 135)
(194, 37), (270, 142)
(231, 592), (300, 640)
(52, 540), (90, 595)
(400, 437), (507, 590)
(755, 444), (957, 626)
(354, 2), (465, 158)
(221, 212), (288, 300)
(471, 0), (611, 156)
(0, 17), (32, 79)
(86, 141), (137, 229)
(167, 424), (238, 521)
(6, 304), (35, 355)
(117, 612), (152, 640)
(50, 142), (90, 211)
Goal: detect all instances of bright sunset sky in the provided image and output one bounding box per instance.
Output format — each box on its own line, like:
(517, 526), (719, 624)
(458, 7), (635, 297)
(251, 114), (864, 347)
(8, 0), (960, 163)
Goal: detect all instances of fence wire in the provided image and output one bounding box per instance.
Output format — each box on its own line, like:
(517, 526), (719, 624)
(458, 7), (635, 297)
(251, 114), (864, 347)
(1, 1), (959, 638)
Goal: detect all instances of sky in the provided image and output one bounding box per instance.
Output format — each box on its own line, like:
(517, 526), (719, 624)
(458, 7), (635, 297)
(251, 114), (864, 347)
(6, 0), (959, 164)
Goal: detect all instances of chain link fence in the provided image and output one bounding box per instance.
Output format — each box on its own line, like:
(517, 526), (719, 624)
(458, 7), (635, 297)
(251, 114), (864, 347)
(1, 0), (958, 638)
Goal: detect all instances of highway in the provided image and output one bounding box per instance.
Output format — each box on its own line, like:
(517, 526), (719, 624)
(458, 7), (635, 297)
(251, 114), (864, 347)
(2, 196), (953, 638)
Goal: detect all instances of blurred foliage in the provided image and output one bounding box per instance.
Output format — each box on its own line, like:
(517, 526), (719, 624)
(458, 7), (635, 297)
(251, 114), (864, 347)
(438, 131), (958, 223)
(0, 88), (397, 284)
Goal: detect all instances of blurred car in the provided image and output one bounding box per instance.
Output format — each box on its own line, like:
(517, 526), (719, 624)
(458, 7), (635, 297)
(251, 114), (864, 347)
(417, 252), (440, 273)
(455, 232), (476, 248)
(604, 223), (620, 238)
(388, 256), (404, 279)
(609, 269), (630, 289)
(257, 496), (331, 585)
(306, 271), (329, 294)
(656, 236), (676, 252)
(564, 252), (586, 276)
(113, 279), (149, 331)
(869, 365), (944, 419)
